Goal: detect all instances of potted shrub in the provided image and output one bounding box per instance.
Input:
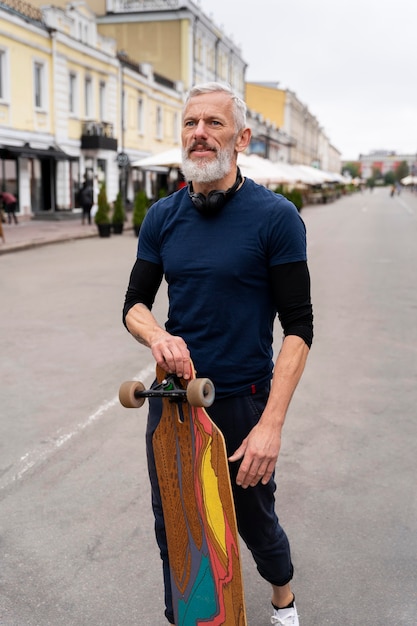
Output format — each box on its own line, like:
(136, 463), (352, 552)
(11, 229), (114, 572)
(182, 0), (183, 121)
(95, 182), (111, 237)
(111, 191), (125, 234)
(274, 185), (303, 212)
(132, 190), (149, 237)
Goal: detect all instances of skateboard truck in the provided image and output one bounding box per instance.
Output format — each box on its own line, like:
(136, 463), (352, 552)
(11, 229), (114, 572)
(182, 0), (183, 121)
(119, 374), (215, 409)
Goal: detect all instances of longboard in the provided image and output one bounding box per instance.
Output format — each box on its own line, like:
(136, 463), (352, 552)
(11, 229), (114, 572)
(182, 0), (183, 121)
(119, 364), (247, 625)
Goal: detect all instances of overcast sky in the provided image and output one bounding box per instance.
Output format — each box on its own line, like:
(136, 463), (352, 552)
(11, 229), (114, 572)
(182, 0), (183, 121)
(200, 0), (417, 161)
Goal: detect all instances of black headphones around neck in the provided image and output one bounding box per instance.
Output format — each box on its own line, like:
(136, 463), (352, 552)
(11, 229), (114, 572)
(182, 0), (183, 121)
(188, 167), (243, 216)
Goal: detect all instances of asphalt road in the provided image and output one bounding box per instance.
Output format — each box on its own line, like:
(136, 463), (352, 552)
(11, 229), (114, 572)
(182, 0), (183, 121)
(0, 188), (416, 625)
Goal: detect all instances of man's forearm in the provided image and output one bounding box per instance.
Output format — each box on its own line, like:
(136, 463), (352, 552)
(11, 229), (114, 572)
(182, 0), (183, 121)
(125, 303), (164, 347)
(261, 335), (310, 431)
(125, 303), (191, 379)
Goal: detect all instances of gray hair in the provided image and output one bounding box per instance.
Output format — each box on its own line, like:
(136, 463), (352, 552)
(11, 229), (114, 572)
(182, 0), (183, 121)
(184, 82), (247, 132)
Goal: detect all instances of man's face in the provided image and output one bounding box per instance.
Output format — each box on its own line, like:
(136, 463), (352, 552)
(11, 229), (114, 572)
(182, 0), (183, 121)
(181, 91), (239, 183)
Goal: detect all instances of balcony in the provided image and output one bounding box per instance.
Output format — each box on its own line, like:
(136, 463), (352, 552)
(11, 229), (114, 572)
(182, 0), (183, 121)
(81, 122), (118, 151)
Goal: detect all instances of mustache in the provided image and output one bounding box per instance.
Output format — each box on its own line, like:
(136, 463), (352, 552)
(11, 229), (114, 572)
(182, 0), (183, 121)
(187, 141), (217, 154)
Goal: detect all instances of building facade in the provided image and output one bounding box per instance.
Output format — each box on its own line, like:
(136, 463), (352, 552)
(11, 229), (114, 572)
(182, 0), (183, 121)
(0, 0), (75, 216)
(357, 150), (417, 180)
(0, 0), (184, 217)
(1, 0), (345, 218)
(28, 0), (247, 98)
(96, 0), (247, 97)
(246, 82), (341, 172)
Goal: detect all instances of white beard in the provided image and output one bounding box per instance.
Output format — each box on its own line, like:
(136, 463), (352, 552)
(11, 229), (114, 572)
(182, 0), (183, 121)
(181, 145), (235, 184)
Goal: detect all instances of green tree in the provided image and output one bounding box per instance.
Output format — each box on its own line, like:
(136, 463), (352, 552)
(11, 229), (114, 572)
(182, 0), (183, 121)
(384, 171), (395, 185)
(112, 191), (125, 224)
(95, 182), (110, 225)
(132, 189), (149, 234)
(394, 161), (409, 182)
(342, 162), (361, 178)
(372, 165), (383, 181)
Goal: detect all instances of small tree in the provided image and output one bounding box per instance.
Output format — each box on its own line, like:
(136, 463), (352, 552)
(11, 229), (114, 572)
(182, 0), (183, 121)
(274, 186), (303, 212)
(133, 190), (148, 227)
(343, 162), (361, 179)
(395, 160), (409, 182)
(384, 171), (395, 185)
(112, 191), (125, 224)
(95, 182), (110, 225)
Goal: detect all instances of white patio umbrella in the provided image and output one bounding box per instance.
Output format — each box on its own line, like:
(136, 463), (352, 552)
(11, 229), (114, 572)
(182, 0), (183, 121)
(133, 149), (297, 185)
(238, 154), (308, 185)
(131, 147), (182, 169)
(131, 148), (334, 187)
(294, 165), (333, 184)
(400, 175), (417, 185)
(238, 154), (290, 184)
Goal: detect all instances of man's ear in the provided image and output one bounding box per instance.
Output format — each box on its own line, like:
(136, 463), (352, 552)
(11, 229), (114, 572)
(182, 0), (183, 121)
(236, 127), (252, 153)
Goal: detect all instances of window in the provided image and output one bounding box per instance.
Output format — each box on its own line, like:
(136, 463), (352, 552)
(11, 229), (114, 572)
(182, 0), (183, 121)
(137, 96), (144, 135)
(122, 89), (126, 131)
(99, 80), (106, 121)
(69, 72), (77, 114)
(156, 105), (163, 140)
(0, 49), (7, 100)
(34, 61), (45, 109)
(84, 76), (93, 118)
(173, 111), (179, 143)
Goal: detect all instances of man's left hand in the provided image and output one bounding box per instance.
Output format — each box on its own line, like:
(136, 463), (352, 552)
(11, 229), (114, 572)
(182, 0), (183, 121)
(228, 421), (282, 489)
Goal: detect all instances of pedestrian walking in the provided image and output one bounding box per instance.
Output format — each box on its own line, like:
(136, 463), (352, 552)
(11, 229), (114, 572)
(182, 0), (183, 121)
(122, 82), (313, 626)
(0, 191), (18, 224)
(77, 181), (94, 225)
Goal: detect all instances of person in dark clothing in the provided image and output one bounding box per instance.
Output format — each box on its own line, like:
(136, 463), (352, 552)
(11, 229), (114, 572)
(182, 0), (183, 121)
(0, 191), (18, 224)
(122, 82), (313, 626)
(78, 182), (94, 225)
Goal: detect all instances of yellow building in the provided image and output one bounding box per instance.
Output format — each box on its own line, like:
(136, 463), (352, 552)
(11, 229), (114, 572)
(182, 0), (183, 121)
(0, 0), (69, 215)
(96, 0), (247, 96)
(246, 82), (286, 129)
(27, 0), (247, 97)
(0, 0), (185, 215)
(246, 82), (341, 171)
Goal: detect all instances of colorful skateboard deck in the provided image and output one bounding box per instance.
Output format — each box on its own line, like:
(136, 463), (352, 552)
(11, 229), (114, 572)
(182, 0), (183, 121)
(119, 364), (247, 625)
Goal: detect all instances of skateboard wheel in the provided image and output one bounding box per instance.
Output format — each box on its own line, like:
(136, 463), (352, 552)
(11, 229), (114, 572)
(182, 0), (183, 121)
(186, 378), (215, 407)
(119, 381), (146, 408)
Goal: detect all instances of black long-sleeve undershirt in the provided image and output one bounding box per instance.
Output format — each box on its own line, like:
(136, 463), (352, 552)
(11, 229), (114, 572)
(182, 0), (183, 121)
(123, 259), (313, 348)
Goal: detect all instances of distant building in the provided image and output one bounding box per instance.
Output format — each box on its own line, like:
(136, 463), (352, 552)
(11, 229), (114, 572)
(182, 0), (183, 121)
(246, 82), (341, 172)
(356, 150), (417, 179)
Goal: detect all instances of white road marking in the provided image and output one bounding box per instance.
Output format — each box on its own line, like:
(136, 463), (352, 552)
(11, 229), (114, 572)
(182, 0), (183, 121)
(0, 363), (155, 492)
(397, 197), (415, 215)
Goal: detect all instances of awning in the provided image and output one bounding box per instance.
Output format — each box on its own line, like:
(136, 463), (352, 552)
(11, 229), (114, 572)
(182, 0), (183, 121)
(401, 175), (417, 185)
(131, 147), (182, 169)
(0, 143), (77, 160)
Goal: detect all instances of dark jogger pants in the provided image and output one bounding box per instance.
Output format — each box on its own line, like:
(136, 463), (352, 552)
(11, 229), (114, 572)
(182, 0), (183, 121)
(145, 387), (294, 624)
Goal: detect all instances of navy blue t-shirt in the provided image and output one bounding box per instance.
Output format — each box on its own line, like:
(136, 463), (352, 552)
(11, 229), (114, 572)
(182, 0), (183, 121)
(137, 177), (307, 397)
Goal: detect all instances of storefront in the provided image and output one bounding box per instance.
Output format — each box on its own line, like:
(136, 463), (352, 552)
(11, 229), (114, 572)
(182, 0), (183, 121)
(0, 143), (79, 217)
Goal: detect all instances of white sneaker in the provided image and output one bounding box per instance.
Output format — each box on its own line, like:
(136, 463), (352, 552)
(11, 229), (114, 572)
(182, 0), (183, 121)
(271, 602), (299, 625)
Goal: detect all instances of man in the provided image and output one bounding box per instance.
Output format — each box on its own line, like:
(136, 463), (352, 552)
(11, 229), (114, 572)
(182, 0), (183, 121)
(77, 180), (94, 225)
(0, 191), (18, 224)
(123, 82), (313, 625)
